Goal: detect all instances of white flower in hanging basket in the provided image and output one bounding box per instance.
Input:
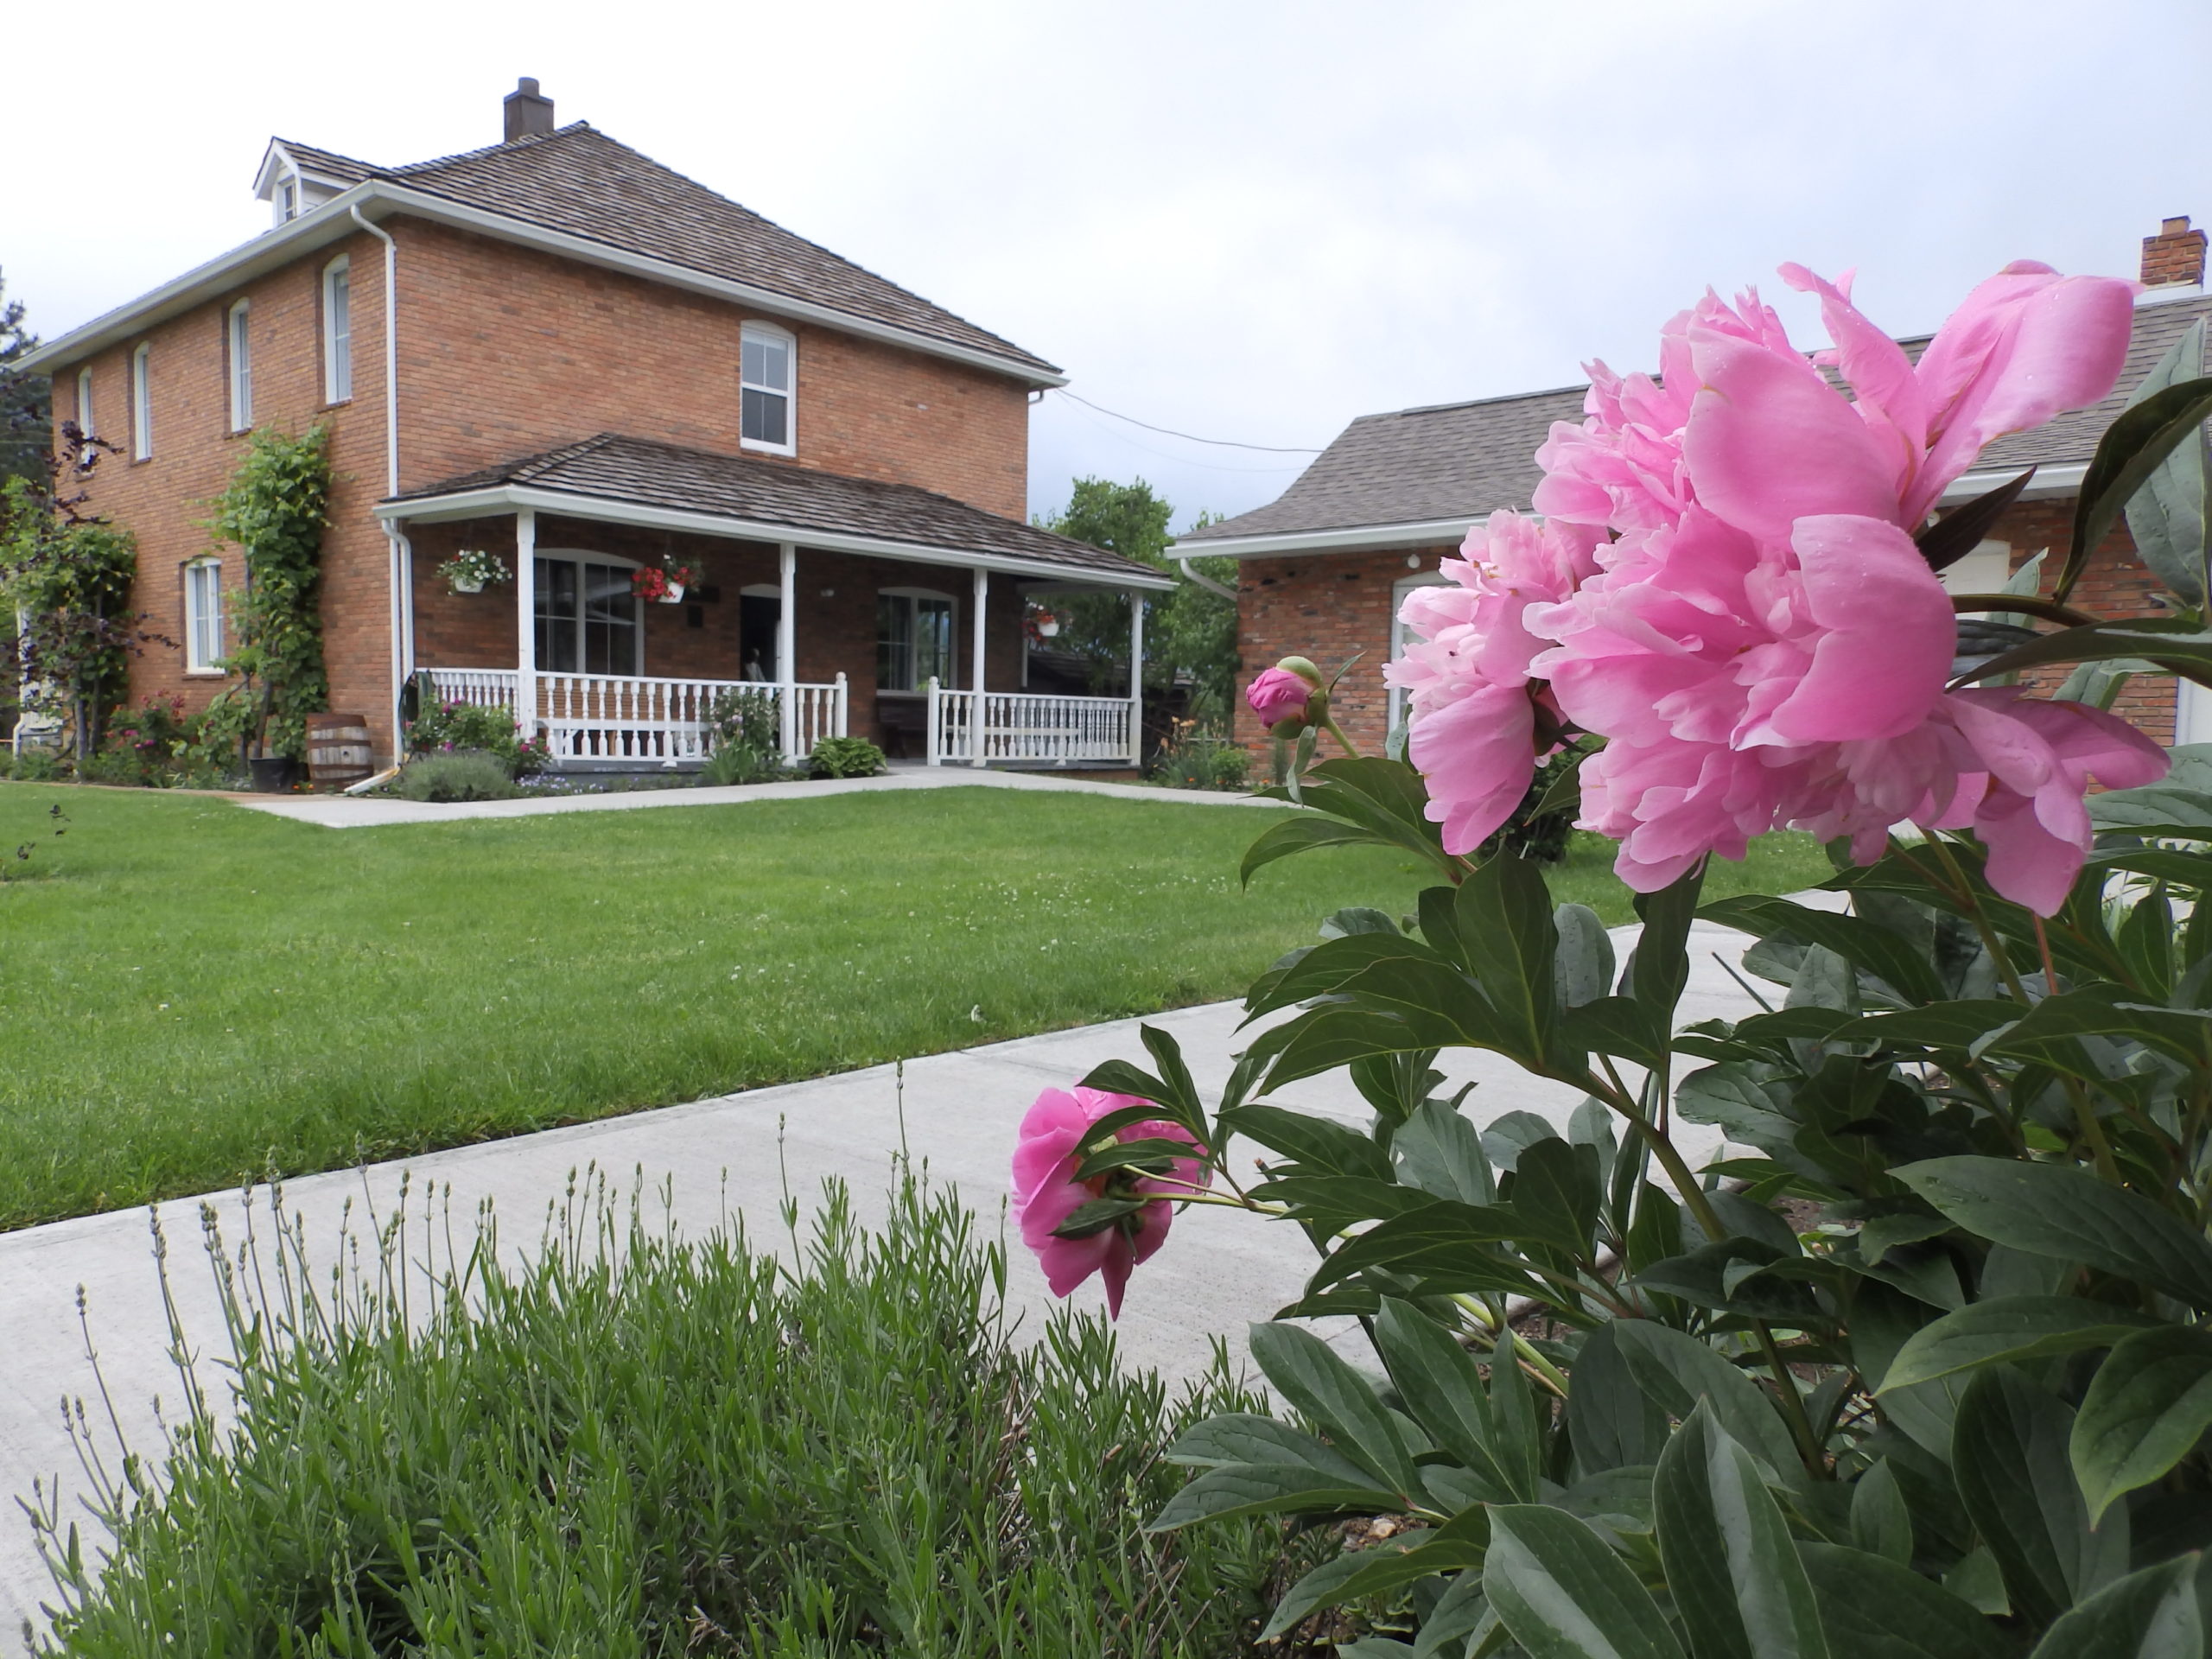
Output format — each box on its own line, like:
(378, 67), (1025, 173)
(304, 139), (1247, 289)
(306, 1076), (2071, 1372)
(438, 549), (511, 594)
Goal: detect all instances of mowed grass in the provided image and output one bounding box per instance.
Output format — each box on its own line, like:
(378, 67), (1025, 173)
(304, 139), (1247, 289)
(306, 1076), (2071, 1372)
(0, 784), (1831, 1230)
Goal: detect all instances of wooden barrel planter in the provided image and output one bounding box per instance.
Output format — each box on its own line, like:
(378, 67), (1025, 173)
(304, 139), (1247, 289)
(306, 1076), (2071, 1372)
(305, 713), (375, 788)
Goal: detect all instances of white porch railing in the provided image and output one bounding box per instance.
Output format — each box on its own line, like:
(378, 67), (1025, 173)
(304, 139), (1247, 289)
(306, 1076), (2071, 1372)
(417, 668), (848, 765)
(925, 682), (1138, 766)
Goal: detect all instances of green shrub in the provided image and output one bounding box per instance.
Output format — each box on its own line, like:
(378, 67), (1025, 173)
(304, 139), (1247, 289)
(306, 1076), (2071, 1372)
(5, 747), (67, 782)
(810, 734), (887, 779)
(32, 1175), (1314, 1656)
(1153, 721), (1250, 791)
(392, 750), (521, 803)
(404, 689), (548, 777)
(702, 688), (791, 785)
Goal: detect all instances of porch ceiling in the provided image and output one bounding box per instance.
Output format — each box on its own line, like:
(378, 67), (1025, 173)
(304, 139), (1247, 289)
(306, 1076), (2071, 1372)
(378, 433), (1176, 593)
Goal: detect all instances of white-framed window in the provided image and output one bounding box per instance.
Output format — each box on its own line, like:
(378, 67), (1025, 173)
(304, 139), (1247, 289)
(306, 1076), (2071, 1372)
(1387, 569), (1448, 735)
(227, 301), (253, 432)
(275, 175), (298, 226)
(130, 344), (152, 460)
(184, 559), (226, 671)
(740, 322), (795, 453)
(322, 257), (352, 404)
(74, 367), (92, 440)
(877, 587), (956, 691)
(534, 552), (643, 675)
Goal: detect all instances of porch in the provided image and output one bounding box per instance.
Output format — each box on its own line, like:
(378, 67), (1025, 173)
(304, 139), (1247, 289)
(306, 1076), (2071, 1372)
(420, 667), (1140, 768)
(380, 435), (1172, 771)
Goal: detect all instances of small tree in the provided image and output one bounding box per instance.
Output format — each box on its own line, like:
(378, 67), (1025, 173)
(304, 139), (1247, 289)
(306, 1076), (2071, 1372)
(1034, 480), (1239, 724)
(0, 427), (151, 760)
(0, 269), (50, 489)
(207, 427), (332, 763)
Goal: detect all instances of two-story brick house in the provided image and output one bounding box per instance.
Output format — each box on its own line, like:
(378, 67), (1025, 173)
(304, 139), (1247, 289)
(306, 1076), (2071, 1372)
(1190, 218), (2212, 760)
(19, 79), (1170, 769)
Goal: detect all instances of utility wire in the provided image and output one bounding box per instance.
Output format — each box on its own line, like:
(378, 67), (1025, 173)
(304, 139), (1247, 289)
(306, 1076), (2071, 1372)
(1051, 389), (1323, 454)
(1050, 397), (1313, 475)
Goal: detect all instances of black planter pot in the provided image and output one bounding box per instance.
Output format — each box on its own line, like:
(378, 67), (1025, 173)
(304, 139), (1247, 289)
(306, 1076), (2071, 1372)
(248, 756), (297, 793)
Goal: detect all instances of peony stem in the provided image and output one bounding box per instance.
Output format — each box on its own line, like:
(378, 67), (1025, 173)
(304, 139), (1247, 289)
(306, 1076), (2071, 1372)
(1320, 712), (1362, 759)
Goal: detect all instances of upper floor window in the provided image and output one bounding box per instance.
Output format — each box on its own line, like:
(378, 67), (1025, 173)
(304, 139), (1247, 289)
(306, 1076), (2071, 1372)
(227, 301), (253, 432)
(74, 367), (93, 441)
(323, 258), (352, 403)
(741, 322), (795, 453)
(131, 344), (152, 461)
(276, 177), (298, 224)
(184, 559), (226, 671)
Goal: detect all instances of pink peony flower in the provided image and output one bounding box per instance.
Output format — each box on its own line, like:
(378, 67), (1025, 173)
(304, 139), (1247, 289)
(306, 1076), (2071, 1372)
(1247, 666), (1318, 732)
(1012, 1085), (1209, 1318)
(1395, 261), (2153, 914)
(1384, 511), (1600, 852)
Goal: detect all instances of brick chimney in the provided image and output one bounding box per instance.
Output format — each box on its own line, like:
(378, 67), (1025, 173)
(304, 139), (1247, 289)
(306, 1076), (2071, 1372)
(2141, 215), (2207, 289)
(503, 77), (555, 143)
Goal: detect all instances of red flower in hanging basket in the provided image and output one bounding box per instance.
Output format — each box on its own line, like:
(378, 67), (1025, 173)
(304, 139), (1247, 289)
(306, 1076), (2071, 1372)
(632, 563), (699, 602)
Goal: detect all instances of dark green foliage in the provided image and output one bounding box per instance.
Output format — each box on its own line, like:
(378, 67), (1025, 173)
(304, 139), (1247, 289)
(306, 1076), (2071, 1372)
(809, 734), (886, 778)
(1095, 722), (2212, 1653)
(33, 1175), (1308, 1656)
(208, 426), (332, 761)
(1036, 480), (1238, 722)
(1153, 719), (1252, 791)
(1, 464), (141, 759)
(392, 750), (522, 802)
(1482, 742), (1583, 864)
(0, 269), (48, 487)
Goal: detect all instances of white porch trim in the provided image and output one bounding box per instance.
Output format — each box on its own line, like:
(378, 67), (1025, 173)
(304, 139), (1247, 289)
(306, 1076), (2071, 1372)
(925, 682), (1139, 768)
(418, 666), (847, 766)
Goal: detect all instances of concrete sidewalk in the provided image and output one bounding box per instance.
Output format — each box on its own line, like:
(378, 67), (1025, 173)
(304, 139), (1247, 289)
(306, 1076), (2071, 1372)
(238, 766), (1289, 829)
(0, 900), (1789, 1630)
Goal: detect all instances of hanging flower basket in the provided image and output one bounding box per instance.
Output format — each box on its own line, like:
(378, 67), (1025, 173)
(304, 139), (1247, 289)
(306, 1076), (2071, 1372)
(632, 563), (699, 605)
(438, 549), (510, 595)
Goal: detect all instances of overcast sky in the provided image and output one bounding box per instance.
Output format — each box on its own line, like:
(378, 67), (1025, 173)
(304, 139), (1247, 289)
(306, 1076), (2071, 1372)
(6, 0), (2207, 531)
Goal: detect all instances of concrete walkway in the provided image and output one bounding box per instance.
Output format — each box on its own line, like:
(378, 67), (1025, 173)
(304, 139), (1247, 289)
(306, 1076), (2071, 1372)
(239, 766), (1287, 829)
(0, 899), (1792, 1630)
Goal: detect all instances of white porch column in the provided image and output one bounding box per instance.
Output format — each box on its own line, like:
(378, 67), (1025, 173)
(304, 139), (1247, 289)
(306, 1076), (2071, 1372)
(778, 542), (798, 759)
(970, 567), (988, 767)
(1128, 588), (1145, 767)
(514, 509), (537, 741)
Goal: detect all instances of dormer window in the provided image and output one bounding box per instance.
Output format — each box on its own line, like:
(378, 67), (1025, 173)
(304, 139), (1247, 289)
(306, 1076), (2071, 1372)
(276, 177), (298, 223)
(740, 322), (795, 454)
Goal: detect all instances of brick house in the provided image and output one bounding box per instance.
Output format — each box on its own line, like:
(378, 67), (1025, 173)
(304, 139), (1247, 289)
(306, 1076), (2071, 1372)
(17, 79), (1169, 768)
(1188, 218), (2212, 759)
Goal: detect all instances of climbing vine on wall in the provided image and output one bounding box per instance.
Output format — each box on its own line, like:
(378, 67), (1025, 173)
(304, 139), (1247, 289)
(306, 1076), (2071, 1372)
(209, 425), (331, 761)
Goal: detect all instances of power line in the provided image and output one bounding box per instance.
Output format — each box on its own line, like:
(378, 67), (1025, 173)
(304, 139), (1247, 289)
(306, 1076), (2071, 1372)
(1050, 397), (1313, 474)
(1051, 389), (1323, 454)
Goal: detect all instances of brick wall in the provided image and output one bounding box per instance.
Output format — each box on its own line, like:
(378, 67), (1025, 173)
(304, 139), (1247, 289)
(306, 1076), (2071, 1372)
(391, 220), (1031, 518)
(1230, 512), (2183, 760)
(1231, 544), (1459, 755)
(49, 212), (1037, 763)
(60, 229), (395, 747)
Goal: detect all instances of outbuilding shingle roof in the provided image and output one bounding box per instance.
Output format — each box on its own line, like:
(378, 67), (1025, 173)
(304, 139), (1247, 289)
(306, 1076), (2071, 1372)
(1186, 289), (2212, 544)
(386, 435), (1167, 587)
(280, 124), (1057, 378)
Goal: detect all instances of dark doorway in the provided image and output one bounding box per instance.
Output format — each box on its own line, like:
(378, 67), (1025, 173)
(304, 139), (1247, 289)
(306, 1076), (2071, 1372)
(739, 592), (781, 683)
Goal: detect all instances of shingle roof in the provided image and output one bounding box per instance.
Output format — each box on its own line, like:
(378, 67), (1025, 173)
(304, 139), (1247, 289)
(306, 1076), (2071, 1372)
(387, 434), (1166, 586)
(270, 139), (381, 187)
(319, 124), (1055, 378)
(1181, 385), (1588, 543)
(1187, 289), (2212, 543)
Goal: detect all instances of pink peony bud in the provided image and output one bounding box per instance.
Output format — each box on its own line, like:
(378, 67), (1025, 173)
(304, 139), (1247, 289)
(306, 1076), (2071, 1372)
(1010, 1085), (1210, 1319)
(1247, 666), (1319, 734)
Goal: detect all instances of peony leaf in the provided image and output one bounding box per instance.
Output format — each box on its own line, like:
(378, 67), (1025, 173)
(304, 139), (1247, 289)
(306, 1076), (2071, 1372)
(1796, 1542), (2012, 1659)
(1654, 1402), (1829, 1659)
(1248, 1321), (1422, 1500)
(1483, 1503), (1685, 1659)
(2120, 318), (2210, 609)
(2022, 1554), (2206, 1659)
(2070, 1326), (2212, 1525)
(1879, 1296), (2159, 1391)
(2062, 374), (2212, 603)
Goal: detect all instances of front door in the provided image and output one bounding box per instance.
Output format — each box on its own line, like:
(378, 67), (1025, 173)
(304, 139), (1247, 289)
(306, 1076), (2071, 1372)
(739, 591), (781, 683)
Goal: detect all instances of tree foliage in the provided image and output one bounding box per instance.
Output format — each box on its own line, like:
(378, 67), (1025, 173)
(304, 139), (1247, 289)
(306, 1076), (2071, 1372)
(1035, 478), (1239, 725)
(208, 426), (332, 761)
(0, 268), (50, 489)
(0, 430), (149, 759)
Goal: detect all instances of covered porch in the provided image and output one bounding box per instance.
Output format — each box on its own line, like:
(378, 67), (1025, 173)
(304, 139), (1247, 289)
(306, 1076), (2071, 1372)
(377, 435), (1173, 770)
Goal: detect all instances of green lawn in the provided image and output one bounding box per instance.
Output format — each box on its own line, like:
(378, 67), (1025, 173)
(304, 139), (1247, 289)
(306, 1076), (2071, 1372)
(0, 784), (1831, 1230)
